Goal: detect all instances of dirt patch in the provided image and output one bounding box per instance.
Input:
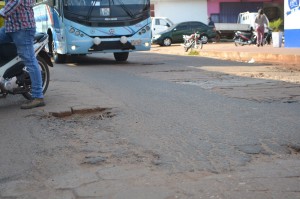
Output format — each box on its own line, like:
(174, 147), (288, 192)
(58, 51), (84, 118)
(199, 65), (300, 84)
(150, 44), (300, 84)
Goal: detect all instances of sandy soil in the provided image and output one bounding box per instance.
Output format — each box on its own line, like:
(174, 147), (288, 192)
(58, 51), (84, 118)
(150, 44), (300, 85)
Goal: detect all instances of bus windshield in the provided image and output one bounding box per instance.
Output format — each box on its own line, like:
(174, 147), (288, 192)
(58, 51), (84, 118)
(63, 0), (150, 22)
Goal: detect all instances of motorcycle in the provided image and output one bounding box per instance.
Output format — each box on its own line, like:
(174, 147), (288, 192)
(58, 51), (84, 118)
(0, 32), (53, 100)
(234, 27), (272, 46)
(233, 30), (256, 46)
(183, 31), (203, 52)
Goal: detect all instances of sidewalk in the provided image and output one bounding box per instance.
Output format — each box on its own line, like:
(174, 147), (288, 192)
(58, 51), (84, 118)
(151, 42), (300, 67)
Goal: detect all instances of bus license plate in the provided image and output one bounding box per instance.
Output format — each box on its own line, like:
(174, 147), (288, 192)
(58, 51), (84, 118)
(131, 40), (141, 46)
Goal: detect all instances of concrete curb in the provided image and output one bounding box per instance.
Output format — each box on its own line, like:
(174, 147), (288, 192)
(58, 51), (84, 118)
(198, 50), (300, 66)
(150, 44), (300, 67)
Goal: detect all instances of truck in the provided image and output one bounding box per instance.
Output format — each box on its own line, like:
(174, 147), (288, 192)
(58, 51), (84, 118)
(237, 12), (269, 33)
(214, 12), (269, 40)
(151, 17), (174, 36)
(214, 23), (251, 40)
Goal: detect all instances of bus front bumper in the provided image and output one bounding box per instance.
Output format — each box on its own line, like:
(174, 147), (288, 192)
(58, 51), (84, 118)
(67, 37), (151, 54)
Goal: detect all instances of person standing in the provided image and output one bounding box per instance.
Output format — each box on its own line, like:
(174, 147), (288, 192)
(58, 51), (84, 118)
(208, 17), (215, 28)
(0, 0), (45, 109)
(255, 9), (268, 47)
(208, 16), (220, 43)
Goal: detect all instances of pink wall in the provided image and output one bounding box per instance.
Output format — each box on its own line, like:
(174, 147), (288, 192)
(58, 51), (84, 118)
(208, 0), (240, 15)
(207, 0), (282, 16)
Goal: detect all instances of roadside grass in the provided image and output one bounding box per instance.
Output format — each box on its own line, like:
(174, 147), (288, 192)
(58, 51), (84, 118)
(188, 49), (199, 55)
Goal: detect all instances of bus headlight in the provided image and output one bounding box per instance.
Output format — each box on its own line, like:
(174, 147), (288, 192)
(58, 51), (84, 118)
(93, 37), (101, 45)
(69, 28), (75, 33)
(120, 36), (127, 44)
(71, 45), (76, 50)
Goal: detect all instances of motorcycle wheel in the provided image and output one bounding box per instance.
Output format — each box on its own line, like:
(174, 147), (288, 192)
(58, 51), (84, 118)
(197, 40), (203, 49)
(234, 38), (244, 46)
(184, 43), (190, 52)
(184, 46), (189, 52)
(22, 55), (50, 100)
(184, 41), (194, 52)
(234, 40), (239, 46)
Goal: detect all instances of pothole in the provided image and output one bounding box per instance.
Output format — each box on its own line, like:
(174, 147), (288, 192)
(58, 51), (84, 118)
(82, 149), (161, 167)
(50, 107), (115, 119)
(287, 144), (300, 154)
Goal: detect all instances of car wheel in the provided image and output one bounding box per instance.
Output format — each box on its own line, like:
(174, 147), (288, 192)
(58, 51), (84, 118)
(163, 38), (172, 46)
(200, 35), (209, 44)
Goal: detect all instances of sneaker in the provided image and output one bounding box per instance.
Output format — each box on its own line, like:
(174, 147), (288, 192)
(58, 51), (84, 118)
(256, 44), (260, 47)
(21, 98), (45, 109)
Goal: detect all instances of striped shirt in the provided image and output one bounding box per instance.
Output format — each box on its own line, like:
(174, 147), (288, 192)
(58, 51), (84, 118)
(0, 0), (36, 32)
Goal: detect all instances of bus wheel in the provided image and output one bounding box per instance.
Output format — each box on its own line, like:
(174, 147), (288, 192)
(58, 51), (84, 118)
(54, 53), (66, 63)
(114, 52), (129, 61)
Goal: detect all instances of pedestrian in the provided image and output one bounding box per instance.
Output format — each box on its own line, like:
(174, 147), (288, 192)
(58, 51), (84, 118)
(254, 9), (268, 47)
(208, 17), (215, 29)
(208, 16), (220, 42)
(0, 0), (45, 109)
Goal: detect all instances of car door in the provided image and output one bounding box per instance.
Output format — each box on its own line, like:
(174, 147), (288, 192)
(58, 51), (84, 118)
(152, 18), (172, 35)
(191, 22), (207, 34)
(171, 22), (190, 43)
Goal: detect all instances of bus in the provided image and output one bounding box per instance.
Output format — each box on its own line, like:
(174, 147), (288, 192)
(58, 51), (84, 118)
(34, 0), (152, 63)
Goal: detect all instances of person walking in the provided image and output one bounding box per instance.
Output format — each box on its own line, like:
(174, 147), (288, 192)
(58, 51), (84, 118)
(254, 9), (268, 47)
(0, 0), (45, 109)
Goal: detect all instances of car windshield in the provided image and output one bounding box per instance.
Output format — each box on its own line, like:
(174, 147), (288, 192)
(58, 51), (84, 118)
(63, 0), (149, 19)
(165, 18), (174, 26)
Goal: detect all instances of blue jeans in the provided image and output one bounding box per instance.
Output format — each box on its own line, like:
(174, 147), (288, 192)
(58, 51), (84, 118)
(0, 28), (43, 99)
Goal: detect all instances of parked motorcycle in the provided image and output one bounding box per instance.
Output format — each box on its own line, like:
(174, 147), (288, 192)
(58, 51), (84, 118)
(0, 32), (53, 100)
(234, 27), (272, 46)
(264, 27), (273, 45)
(233, 30), (256, 46)
(183, 32), (203, 52)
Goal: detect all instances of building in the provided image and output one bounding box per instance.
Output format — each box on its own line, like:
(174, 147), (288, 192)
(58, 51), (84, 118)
(151, 0), (283, 24)
(207, 0), (283, 23)
(150, 0), (208, 23)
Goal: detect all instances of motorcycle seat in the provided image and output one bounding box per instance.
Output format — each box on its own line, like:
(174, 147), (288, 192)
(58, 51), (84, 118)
(239, 32), (252, 37)
(34, 32), (47, 43)
(0, 33), (47, 61)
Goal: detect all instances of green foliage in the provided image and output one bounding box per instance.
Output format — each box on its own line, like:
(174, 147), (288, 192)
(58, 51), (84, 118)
(188, 49), (199, 56)
(269, 18), (284, 32)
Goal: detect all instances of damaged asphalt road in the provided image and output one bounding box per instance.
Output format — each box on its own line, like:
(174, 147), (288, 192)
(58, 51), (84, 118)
(0, 51), (299, 198)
